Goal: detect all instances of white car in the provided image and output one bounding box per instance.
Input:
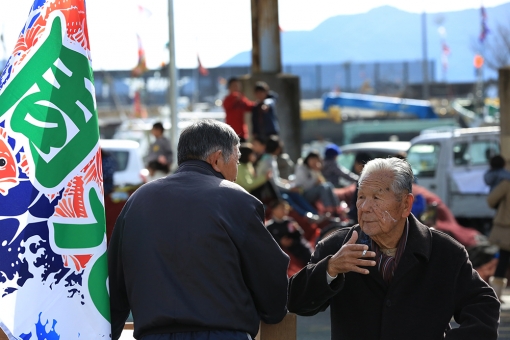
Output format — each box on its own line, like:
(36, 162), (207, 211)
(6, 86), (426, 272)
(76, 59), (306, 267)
(337, 141), (412, 172)
(100, 139), (148, 187)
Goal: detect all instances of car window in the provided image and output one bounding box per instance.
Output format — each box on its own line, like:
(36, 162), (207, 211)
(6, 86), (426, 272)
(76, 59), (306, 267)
(108, 150), (130, 172)
(407, 143), (440, 178)
(338, 150), (407, 172)
(338, 152), (356, 171)
(453, 140), (499, 166)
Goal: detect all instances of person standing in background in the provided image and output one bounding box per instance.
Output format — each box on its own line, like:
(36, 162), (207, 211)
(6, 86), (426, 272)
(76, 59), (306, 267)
(146, 122), (172, 171)
(485, 155), (510, 192)
(252, 81), (279, 139)
(222, 77), (254, 141)
(487, 179), (510, 299)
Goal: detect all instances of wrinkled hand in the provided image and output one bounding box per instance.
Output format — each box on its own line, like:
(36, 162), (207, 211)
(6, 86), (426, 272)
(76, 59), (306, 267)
(327, 231), (376, 277)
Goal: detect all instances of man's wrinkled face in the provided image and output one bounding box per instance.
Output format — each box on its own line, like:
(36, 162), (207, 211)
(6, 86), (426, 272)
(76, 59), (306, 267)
(218, 144), (241, 182)
(356, 170), (407, 238)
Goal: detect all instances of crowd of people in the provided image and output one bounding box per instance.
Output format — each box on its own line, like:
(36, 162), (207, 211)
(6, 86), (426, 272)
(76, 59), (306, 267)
(103, 74), (510, 339)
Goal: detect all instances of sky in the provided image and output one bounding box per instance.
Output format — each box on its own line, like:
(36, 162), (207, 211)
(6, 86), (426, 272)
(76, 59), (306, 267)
(0, 0), (508, 70)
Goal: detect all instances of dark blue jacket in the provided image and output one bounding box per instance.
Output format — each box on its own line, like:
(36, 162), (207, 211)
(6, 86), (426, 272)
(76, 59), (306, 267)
(251, 92), (279, 138)
(108, 160), (289, 340)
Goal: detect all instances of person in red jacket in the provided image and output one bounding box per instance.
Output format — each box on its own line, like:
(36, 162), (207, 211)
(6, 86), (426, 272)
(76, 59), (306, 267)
(222, 77), (255, 141)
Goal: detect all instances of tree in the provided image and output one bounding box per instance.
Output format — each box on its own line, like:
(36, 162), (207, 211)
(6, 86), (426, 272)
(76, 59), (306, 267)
(480, 21), (510, 71)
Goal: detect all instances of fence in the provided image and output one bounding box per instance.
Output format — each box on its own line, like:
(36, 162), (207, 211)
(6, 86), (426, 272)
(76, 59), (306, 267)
(93, 60), (436, 112)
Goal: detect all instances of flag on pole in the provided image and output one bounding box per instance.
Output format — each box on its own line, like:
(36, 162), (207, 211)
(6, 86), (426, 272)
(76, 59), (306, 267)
(441, 42), (450, 70)
(197, 55), (209, 76)
(0, 0), (110, 339)
(132, 34), (148, 77)
(137, 4), (153, 19)
(479, 6), (490, 43)
(437, 26), (450, 80)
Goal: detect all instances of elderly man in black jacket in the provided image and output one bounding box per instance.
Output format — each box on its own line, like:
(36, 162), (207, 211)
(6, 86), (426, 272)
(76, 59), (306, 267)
(108, 119), (289, 340)
(288, 157), (500, 340)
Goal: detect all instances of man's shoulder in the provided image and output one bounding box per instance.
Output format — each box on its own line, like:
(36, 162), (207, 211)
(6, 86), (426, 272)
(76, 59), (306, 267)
(199, 176), (261, 205)
(429, 227), (466, 255)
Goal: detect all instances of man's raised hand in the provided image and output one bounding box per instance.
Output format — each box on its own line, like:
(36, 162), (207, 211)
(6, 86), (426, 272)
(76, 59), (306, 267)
(326, 230), (376, 277)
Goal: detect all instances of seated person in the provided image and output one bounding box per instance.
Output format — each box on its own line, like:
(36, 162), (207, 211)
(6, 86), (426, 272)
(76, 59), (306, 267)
(251, 136), (267, 160)
(147, 160), (169, 182)
(266, 200), (313, 266)
(236, 143), (271, 193)
(322, 143), (358, 187)
(295, 151), (339, 215)
(257, 135), (318, 218)
(275, 142), (295, 180)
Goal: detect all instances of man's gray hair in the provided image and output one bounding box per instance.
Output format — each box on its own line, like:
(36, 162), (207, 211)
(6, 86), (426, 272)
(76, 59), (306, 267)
(177, 119), (240, 165)
(358, 157), (414, 198)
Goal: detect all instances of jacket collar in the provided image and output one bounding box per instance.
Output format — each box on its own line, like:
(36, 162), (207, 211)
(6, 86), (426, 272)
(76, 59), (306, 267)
(404, 214), (433, 263)
(175, 160), (225, 180)
(355, 214), (432, 289)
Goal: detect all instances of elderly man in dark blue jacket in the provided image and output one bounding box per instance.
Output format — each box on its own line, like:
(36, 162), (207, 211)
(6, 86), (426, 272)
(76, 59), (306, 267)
(108, 119), (289, 340)
(288, 157), (500, 340)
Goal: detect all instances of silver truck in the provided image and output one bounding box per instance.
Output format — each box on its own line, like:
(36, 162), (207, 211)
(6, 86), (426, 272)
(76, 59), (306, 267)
(407, 126), (500, 226)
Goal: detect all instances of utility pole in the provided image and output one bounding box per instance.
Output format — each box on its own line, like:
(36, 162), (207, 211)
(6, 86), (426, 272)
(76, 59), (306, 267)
(499, 67), (510, 165)
(241, 0), (301, 161)
(167, 0), (178, 168)
(421, 11), (430, 99)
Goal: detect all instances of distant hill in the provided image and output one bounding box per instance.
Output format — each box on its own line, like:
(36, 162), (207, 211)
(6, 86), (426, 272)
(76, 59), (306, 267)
(223, 4), (510, 82)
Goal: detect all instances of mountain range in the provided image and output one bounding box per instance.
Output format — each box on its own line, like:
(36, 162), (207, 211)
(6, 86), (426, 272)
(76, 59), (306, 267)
(223, 4), (510, 83)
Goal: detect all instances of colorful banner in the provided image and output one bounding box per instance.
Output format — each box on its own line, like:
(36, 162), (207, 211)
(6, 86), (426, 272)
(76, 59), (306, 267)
(0, 0), (110, 338)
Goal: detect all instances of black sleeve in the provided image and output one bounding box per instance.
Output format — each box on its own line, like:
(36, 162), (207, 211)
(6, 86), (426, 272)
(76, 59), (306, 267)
(107, 208), (131, 340)
(238, 202), (290, 324)
(287, 231), (347, 316)
(446, 248), (500, 340)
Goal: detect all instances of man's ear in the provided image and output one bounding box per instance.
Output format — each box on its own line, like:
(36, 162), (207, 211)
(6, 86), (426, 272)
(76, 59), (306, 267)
(402, 193), (415, 218)
(206, 150), (223, 172)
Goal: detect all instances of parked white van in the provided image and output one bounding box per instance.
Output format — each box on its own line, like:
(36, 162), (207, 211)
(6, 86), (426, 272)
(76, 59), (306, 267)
(407, 126), (500, 224)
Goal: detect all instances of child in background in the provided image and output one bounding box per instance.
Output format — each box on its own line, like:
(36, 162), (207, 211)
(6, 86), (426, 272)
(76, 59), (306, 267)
(266, 200), (313, 266)
(484, 155), (510, 192)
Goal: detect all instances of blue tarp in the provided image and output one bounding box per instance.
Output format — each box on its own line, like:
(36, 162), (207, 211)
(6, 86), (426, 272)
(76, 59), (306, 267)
(322, 92), (437, 119)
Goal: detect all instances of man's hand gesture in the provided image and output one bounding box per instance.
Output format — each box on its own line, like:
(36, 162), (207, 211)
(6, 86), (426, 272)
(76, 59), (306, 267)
(327, 231), (376, 277)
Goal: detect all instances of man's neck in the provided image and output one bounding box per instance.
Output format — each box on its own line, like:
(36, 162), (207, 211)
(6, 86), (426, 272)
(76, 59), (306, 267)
(371, 218), (407, 249)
